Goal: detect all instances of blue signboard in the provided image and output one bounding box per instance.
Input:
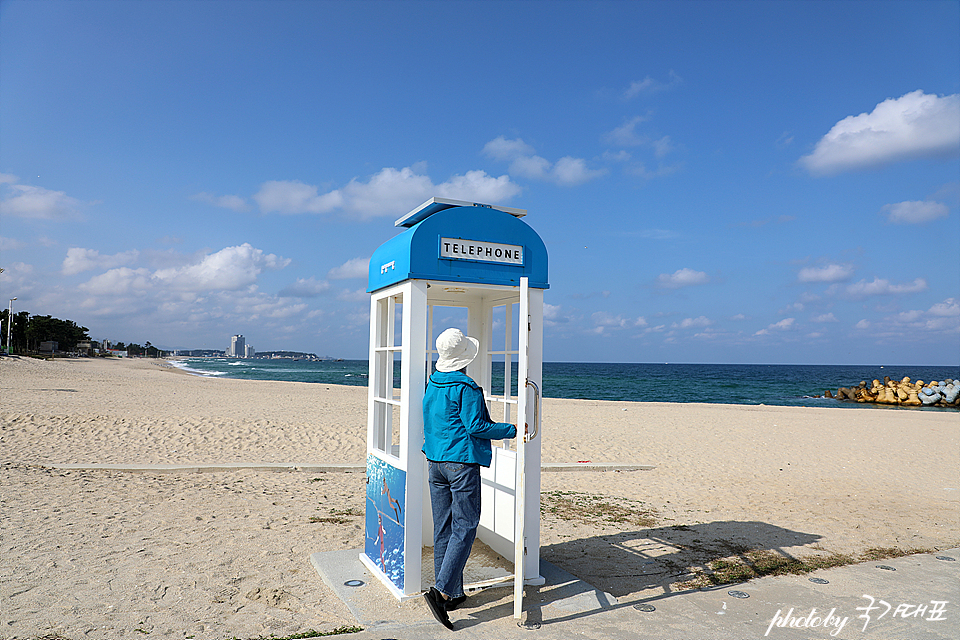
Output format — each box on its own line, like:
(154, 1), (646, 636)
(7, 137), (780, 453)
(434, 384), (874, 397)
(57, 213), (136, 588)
(368, 204), (548, 293)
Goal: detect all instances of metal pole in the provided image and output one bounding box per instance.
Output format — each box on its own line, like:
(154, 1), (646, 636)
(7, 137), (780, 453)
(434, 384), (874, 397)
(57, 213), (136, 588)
(7, 297), (16, 354)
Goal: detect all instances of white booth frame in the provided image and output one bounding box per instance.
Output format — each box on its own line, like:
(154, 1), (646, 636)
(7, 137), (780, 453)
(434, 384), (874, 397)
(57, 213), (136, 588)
(362, 277), (543, 603)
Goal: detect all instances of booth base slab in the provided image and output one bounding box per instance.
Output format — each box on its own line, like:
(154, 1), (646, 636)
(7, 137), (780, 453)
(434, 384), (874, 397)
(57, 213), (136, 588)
(309, 547), (615, 631)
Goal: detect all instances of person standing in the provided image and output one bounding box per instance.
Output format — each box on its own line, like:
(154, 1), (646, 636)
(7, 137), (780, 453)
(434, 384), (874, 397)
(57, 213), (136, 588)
(421, 328), (517, 629)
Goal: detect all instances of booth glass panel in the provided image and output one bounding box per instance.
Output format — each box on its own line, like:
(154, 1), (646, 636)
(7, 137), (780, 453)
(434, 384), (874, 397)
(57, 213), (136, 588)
(487, 301), (520, 453)
(372, 293), (404, 460)
(425, 306), (469, 373)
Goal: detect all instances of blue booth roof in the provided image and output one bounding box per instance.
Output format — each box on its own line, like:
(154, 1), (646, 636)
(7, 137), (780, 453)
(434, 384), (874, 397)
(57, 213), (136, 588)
(368, 199), (549, 293)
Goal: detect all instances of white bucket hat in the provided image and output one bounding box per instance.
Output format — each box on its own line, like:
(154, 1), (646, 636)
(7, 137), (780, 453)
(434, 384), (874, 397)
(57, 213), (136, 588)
(435, 328), (479, 372)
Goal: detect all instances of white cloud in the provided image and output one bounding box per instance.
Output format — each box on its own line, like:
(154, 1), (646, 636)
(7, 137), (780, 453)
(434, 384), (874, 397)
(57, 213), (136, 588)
(1, 183), (81, 219)
(674, 316), (712, 329)
(626, 162), (681, 180)
(508, 154), (551, 180)
(627, 161), (682, 179)
(882, 200), (949, 224)
(435, 170), (523, 202)
(656, 268), (709, 289)
(798, 263), (853, 283)
(2, 261), (35, 284)
(253, 180), (343, 215)
(855, 319), (871, 330)
(327, 257), (368, 280)
(0, 236), (22, 251)
(340, 167), (433, 217)
(880, 299), (960, 334)
(845, 277), (928, 297)
(812, 313), (838, 323)
(278, 277), (331, 298)
(252, 166), (520, 219)
(0, 173), (18, 184)
(623, 71), (682, 99)
(928, 298), (959, 317)
(754, 317), (796, 336)
(551, 157), (607, 186)
(62, 247), (140, 275)
(799, 90), (960, 175)
(482, 136), (536, 161)
(80, 267), (154, 295)
(603, 150), (631, 162)
(152, 243), (289, 292)
(336, 287), (368, 302)
(603, 116), (649, 147)
(190, 192), (249, 212)
(652, 136), (673, 159)
(895, 309), (924, 323)
(483, 137), (605, 186)
(543, 303), (561, 321)
(592, 311), (630, 328)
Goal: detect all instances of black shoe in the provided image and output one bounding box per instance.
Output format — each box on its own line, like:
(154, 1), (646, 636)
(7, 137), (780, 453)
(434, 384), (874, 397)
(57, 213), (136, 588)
(424, 587), (454, 630)
(445, 594), (467, 611)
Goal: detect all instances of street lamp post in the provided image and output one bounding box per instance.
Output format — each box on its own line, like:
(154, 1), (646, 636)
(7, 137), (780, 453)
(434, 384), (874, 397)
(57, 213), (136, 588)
(7, 297), (17, 355)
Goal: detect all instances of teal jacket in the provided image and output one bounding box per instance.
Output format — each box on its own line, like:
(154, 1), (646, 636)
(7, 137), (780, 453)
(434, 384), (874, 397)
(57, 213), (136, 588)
(422, 370), (517, 467)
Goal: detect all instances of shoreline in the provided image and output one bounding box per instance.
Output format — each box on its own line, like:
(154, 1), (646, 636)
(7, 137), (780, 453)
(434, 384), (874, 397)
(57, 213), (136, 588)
(2, 355), (957, 639)
(161, 354), (960, 411)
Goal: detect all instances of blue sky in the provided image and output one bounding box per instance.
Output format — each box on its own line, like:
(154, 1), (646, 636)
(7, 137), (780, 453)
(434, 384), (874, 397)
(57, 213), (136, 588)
(1, 0), (958, 365)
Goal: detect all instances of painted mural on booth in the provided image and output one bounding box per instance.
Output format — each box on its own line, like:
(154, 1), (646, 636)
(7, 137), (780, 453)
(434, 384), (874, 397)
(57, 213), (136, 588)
(364, 455), (406, 591)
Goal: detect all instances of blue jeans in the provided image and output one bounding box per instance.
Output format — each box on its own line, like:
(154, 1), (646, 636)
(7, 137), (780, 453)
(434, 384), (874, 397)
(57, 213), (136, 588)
(428, 460), (481, 599)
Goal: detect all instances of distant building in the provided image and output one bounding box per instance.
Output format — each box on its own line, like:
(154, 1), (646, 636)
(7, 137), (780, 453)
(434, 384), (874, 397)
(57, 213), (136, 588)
(244, 344), (255, 358)
(229, 334), (246, 358)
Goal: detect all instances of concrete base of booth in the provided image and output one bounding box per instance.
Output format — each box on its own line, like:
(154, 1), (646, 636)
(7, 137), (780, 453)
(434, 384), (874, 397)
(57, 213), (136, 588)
(349, 538), (543, 603)
(311, 547), (607, 629)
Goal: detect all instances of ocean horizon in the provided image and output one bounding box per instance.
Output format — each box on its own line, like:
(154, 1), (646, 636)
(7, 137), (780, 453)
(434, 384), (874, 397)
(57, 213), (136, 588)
(171, 358), (959, 410)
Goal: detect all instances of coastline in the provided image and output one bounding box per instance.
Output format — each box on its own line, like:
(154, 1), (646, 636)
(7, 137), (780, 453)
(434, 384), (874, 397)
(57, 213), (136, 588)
(163, 355), (960, 410)
(1, 355), (958, 639)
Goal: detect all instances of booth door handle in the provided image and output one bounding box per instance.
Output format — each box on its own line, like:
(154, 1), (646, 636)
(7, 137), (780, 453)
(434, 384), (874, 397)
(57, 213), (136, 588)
(524, 379), (540, 442)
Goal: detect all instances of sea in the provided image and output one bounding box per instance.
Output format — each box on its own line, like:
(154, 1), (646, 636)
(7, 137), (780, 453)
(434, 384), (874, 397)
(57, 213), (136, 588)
(170, 359), (960, 410)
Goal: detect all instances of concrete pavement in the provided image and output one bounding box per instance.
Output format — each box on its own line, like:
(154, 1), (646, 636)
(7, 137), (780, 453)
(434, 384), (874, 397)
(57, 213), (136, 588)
(310, 547), (959, 640)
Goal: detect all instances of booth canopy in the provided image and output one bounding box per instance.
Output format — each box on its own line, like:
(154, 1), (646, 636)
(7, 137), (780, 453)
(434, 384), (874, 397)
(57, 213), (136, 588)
(368, 198), (549, 293)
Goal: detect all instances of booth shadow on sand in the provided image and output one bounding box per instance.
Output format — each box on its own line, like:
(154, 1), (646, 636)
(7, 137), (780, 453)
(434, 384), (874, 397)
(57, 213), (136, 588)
(453, 519), (824, 628)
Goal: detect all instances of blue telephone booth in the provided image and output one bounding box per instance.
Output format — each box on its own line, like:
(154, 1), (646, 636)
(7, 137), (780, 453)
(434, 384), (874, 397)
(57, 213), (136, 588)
(361, 197), (548, 618)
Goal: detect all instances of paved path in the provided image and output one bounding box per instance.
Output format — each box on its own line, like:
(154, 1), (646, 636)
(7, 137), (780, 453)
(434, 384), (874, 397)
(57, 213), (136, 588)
(312, 547), (959, 640)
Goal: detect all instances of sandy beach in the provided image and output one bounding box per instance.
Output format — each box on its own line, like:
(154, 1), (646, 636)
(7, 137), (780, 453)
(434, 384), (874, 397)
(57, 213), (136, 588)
(1, 356), (957, 639)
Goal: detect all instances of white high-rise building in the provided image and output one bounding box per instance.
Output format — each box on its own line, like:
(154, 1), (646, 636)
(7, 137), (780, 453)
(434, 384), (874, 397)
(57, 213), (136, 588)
(244, 344), (255, 358)
(229, 334), (245, 357)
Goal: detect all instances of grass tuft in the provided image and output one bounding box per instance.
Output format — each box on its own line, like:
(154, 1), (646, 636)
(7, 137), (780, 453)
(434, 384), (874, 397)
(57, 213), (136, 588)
(541, 490), (657, 528)
(674, 546), (933, 590)
(229, 626), (365, 639)
(309, 507), (363, 525)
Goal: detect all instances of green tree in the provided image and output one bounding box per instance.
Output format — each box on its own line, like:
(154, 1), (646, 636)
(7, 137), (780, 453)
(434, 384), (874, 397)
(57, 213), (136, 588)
(1, 310), (30, 353)
(25, 315), (90, 352)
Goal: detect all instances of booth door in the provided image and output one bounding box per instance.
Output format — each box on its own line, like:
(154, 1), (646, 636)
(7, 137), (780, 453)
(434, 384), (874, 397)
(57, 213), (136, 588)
(474, 278), (542, 607)
(364, 281), (427, 598)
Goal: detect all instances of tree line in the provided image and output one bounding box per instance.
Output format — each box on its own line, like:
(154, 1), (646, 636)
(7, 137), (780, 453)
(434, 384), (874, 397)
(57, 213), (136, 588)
(1, 309), (90, 353)
(1, 309), (171, 357)
(107, 341), (164, 357)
